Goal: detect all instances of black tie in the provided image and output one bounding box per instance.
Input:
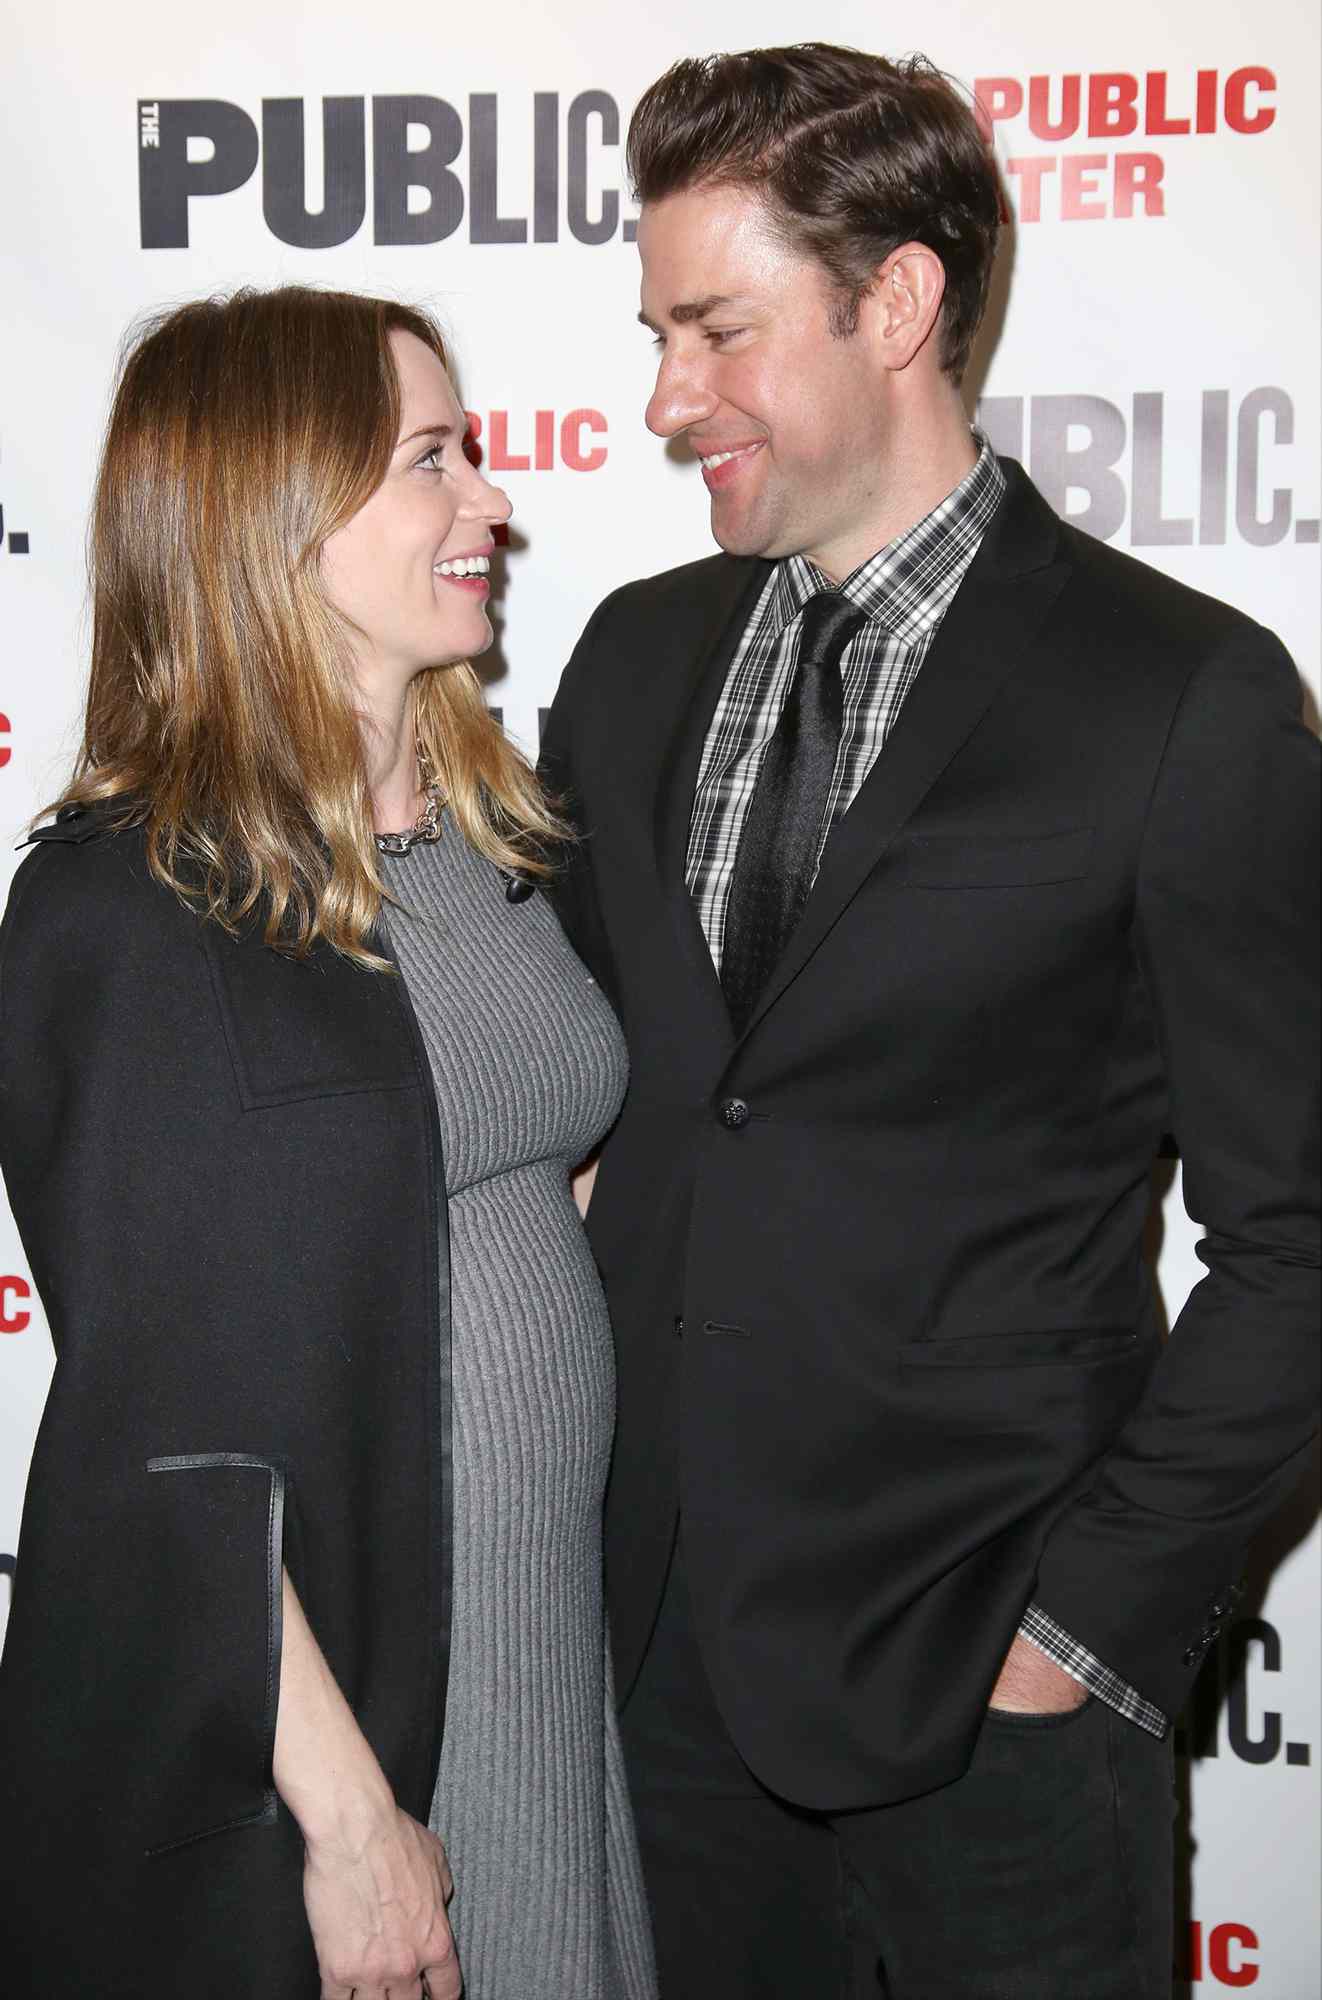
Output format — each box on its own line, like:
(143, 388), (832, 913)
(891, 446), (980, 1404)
(720, 591), (867, 1035)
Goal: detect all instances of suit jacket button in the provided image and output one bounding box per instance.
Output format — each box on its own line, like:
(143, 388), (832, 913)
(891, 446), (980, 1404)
(673, 1316), (685, 1337)
(719, 1097), (751, 1130)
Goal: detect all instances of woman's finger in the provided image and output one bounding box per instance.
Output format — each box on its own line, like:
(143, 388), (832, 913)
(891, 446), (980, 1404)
(423, 1959), (464, 2000)
(430, 1839), (454, 1903)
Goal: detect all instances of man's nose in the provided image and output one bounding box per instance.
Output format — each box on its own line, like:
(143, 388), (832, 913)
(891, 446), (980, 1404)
(645, 348), (718, 439)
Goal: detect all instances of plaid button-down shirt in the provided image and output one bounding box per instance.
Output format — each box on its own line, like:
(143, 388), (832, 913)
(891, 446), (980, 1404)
(684, 435), (1167, 1740)
(686, 437), (1004, 972)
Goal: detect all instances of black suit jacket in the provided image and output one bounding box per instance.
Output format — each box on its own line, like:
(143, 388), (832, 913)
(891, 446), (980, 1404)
(541, 460), (1320, 1810)
(0, 816), (451, 1997)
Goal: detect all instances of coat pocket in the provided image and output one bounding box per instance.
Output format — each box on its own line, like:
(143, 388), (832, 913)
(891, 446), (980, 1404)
(890, 827), (1094, 887)
(199, 920), (418, 1111)
(142, 1453), (286, 1855)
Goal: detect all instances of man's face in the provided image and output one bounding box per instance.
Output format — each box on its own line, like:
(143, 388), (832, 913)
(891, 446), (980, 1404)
(638, 184), (889, 580)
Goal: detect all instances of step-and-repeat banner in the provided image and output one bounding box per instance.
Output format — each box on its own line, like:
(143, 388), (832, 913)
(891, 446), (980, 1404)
(2, 0), (1318, 1988)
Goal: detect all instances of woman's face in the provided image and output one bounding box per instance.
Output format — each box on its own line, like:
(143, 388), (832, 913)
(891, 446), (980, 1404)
(320, 330), (512, 692)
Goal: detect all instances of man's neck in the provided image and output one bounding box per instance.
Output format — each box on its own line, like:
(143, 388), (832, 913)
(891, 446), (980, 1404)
(807, 395), (979, 584)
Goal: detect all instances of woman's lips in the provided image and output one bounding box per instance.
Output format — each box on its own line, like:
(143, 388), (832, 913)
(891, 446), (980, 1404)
(433, 549), (493, 595)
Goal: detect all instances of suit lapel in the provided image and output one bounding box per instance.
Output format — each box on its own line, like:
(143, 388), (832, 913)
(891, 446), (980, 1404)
(735, 463), (1072, 1044)
(650, 555), (772, 1035)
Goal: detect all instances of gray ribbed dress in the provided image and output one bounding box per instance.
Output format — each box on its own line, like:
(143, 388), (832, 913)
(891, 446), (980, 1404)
(380, 827), (657, 2000)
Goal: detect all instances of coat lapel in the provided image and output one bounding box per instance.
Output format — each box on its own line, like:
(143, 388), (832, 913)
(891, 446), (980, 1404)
(734, 463), (1072, 1044)
(650, 555), (772, 1037)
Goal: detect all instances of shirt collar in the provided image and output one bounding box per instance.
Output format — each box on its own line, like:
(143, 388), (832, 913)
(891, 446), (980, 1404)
(768, 433), (1006, 644)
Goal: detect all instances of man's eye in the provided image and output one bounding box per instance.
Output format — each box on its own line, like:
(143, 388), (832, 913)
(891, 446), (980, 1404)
(706, 328), (744, 346)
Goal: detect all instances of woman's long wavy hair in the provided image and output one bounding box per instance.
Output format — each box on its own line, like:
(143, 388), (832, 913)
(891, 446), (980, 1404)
(48, 285), (564, 968)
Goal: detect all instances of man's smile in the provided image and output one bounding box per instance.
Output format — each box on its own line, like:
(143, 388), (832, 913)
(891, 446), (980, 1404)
(696, 440), (766, 488)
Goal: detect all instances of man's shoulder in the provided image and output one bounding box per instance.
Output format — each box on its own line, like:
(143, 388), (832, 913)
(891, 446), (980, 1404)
(1057, 517), (1269, 663)
(587, 550), (766, 639)
(552, 551), (769, 727)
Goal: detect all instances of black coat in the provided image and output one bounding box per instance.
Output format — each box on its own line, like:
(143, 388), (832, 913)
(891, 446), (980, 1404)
(541, 459), (1321, 1810)
(0, 813), (451, 1997)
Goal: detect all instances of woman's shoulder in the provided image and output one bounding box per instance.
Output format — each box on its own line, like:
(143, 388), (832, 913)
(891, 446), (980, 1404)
(2, 806), (184, 984)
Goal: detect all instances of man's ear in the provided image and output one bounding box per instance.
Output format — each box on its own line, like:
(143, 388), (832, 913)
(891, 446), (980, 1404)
(865, 243), (948, 372)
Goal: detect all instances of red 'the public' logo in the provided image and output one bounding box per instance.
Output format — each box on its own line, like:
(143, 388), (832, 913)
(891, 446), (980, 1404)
(465, 409), (608, 474)
(0, 1276), (32, 1333)
(1184, 1920), (1260, 1987)
(975, 66), (1276, 222)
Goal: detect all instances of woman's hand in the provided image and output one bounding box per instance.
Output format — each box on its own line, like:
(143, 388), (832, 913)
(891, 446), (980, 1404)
(303, 1802), (461, 2000)
(273, 1569), (462, 1997)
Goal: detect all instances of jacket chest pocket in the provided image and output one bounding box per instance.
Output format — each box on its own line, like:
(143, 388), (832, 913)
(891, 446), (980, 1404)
(888, 827), (1094, 888)
(200, 923), (418, 1111)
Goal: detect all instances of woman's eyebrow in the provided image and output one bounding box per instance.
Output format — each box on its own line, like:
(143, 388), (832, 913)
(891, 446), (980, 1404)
(398, 421), (454, 447)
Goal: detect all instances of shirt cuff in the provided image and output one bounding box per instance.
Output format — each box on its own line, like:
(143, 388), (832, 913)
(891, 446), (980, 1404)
(1018, 1601), (1169, 1739)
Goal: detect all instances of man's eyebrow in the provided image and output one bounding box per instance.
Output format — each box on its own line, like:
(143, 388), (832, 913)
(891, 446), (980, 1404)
(637, 294), (748, 330)
(397, 421), (454, 448)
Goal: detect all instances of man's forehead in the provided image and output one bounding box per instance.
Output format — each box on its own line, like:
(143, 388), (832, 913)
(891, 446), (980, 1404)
(637, 190), (797, 319)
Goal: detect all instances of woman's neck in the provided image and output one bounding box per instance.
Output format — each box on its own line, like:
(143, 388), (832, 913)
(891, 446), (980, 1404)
(359, 689), (423, 835)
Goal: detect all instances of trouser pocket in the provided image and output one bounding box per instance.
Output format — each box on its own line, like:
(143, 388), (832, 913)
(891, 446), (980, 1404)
(982, 1693), (1096, 1730)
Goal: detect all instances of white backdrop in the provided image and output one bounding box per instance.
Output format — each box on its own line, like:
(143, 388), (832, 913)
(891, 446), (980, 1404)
(1, 1), (1318, 1990)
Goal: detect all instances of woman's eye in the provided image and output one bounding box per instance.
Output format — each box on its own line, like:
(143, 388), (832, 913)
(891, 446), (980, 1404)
(417, 445), (445, 471)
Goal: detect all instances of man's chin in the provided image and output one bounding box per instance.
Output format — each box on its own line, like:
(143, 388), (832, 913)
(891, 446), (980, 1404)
(709, 501), (774, 560)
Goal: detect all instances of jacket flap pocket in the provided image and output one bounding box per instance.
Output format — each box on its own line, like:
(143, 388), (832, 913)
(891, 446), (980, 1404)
(891, 827), (1094, 887)
(899, 1328), (1139, 1369)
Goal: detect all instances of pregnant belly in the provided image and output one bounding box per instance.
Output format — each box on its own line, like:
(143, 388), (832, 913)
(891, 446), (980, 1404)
(445, 1162), (617, 1513)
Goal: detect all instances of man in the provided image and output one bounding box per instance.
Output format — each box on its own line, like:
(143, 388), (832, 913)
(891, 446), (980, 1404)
(541, 43), (1319, 2000)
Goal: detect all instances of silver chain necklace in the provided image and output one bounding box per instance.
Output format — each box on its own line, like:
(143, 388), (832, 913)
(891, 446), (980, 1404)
(376, 744), (445, 856)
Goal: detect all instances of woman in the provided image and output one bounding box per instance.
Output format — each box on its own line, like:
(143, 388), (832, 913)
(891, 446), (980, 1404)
(0, 288), (656, 2000)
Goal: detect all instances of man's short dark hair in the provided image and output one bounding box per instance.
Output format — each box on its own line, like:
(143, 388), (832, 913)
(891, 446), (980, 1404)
(627, 43), (1002, 384)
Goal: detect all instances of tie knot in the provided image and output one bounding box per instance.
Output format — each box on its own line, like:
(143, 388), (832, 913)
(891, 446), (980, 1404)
(796, 591), (868, 667)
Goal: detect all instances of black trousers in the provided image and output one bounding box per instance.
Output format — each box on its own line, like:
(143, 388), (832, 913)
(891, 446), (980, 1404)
(620, 1537), (1175, 2000)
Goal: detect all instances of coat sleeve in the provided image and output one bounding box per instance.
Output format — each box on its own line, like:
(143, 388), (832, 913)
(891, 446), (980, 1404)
(0, 839), (291, 1862)
(1032, 625), (1321, 1718)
